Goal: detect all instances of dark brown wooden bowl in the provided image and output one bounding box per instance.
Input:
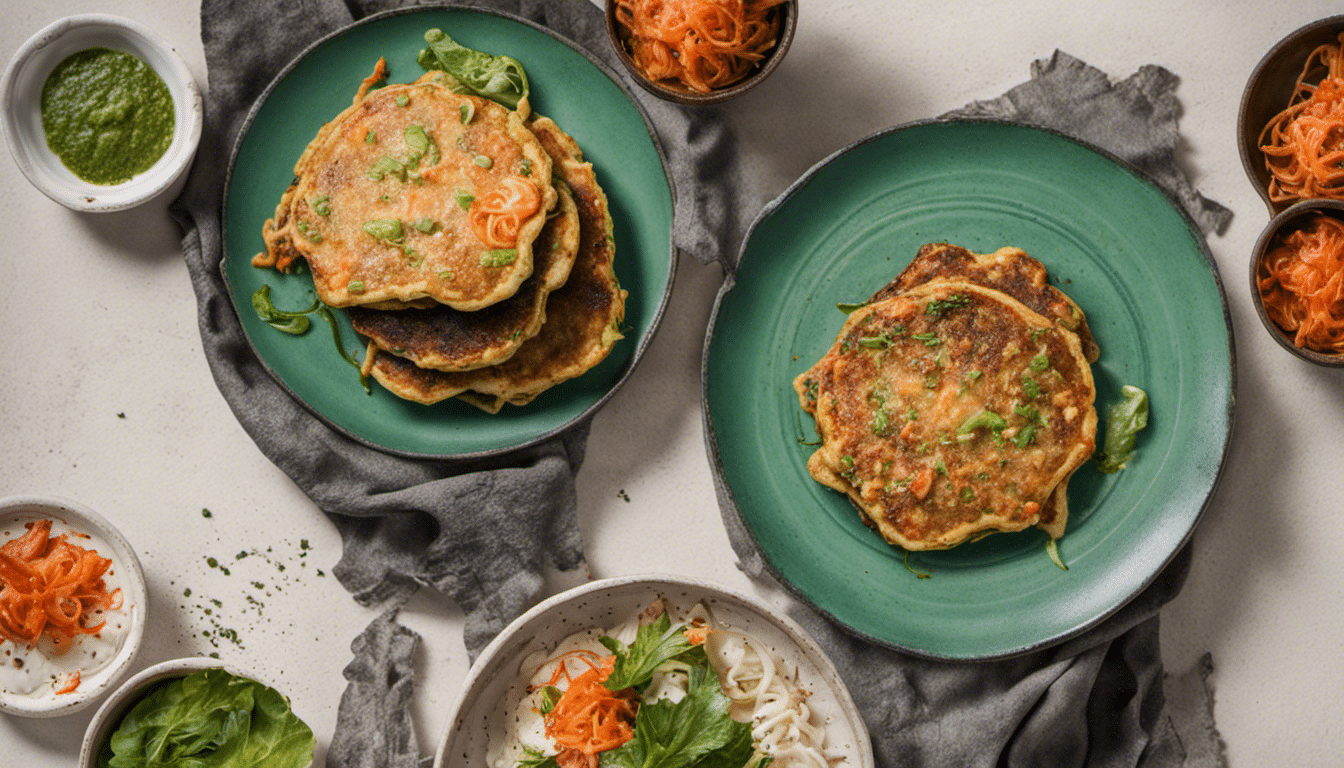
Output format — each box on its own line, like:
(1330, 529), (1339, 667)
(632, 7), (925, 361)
(604, 0), (797, 106)
(1249, 198), (1344, 366)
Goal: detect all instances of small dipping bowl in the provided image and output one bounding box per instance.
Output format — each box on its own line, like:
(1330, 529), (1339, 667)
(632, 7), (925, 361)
(1249, 199), (1344, 367)
(79, 657), (315, 768)
(0, 495), (147, 717)
(0, 14), (203, 212)
(605, 0), (797, 106)
(1238, 14), (1344, 217)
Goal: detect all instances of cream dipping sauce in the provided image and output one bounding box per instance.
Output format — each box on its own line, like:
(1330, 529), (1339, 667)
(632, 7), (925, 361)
(0, 516), (131, 699)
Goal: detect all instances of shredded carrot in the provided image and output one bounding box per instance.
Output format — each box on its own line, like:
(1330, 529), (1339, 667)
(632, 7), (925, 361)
(613, 0), (786, 93)
(535, 650), (639, 765)
(54, 670), (81, 695)
(1259, 32), (1344, 202)
(469, 176), (542, 248)
(1257, 212), (1344, 354)
(0, 520), (123, 649)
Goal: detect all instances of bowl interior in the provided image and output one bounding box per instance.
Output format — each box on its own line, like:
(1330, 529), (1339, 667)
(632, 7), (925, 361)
(433, 575), (873, 768)
(604, 0), (796, 105)
(1238, 15), (1344, 216)
(1, 15), (202, 211)
(1250, 199), (1344, 366)
(0, 495), (147, 717)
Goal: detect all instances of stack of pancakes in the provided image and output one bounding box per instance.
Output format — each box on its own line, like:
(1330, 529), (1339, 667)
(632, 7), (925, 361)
(254, 62), (626, 412)
(794, 244), (1099, 551)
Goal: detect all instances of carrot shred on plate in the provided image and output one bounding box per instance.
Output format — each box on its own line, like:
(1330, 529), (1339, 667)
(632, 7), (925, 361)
(469, 175), (543, 249)
(535, 650), (639, 766)
(1259, 32), (1344, 202)
(1258, 212), (1344, 354)
(0, 520), (123, 650)
(613, 0), (787, 93)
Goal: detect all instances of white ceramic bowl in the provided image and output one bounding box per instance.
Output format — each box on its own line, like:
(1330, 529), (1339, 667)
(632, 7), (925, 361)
(434, 573), (875, 768)
(79, 657), (315, 768)
(0, 494), (147, 717)
(0, 14), (202, 212)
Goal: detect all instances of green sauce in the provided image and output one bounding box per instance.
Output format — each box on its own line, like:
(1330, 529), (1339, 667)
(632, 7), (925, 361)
(40, 48), (175, 186)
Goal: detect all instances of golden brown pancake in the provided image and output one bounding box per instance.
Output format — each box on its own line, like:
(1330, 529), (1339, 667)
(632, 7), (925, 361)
(796, 280), (1097, 551)
(869, 243), (1099, 362)
(345, 181), (580, 372)
(369, 115), (625, 411)
(254, 64), (557, 311)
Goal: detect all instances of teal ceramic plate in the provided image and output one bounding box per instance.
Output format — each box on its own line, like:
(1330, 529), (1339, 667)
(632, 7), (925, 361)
(704, 120), (1234, 660)
(223, 7), (674, 458)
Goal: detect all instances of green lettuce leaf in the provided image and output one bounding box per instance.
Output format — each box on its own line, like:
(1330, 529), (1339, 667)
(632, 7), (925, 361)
(600, 613), (699, 692)
(600, 664), (756, 768)
(99, 668), (315, 768)
(1097, 384), (1150, 474)
(416, 29), (529, 109)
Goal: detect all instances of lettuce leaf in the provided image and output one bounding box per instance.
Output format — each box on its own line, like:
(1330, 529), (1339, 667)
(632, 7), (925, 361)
(600, 613), (699, 692)
(1097, 384), (1149, 474)
(416, 29), (529, 109)
(600, 664), (757, 768)
(99, 668), (314, 768)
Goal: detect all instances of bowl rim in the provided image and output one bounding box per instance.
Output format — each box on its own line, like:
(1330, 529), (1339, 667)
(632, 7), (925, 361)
(1249, 198), (1344, 367)
(0, 13), (203, 212)
(77, 657), (309, 768)
(0, 494), (148, 717)
(603, 0), (797, 105)
(1237, 13), (1344, 217)
(432, 572), (876, 768)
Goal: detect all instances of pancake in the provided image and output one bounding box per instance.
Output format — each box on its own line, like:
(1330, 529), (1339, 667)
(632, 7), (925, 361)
(346, 180), (580, 372)
(796, 280), (1097, 551)
(254, 63), (557, 311)
(369, 115), (626, 411)
(869, 243), (1099, 362)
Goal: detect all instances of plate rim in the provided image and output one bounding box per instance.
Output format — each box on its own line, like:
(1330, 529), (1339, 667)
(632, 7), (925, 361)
(219, 4), (678, 461)
(700, 116), (1237, 661)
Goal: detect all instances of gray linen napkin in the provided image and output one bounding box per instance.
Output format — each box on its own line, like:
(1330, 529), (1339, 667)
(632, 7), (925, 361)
(174, 0), (736, 766)
(715, 50), (1230, 767)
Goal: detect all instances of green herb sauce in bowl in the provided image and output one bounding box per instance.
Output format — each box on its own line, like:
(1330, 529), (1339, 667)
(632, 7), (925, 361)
(40, 47), (175, 186)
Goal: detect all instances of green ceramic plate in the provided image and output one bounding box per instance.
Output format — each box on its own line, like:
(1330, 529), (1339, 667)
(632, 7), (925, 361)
(223, 7), (674, 459)
(704, 120), (1234, 660)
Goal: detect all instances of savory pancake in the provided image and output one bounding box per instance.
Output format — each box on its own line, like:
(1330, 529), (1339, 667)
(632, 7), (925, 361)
(796, 280), (1097, 551)
(346, 180), (580, 372)
(369, 115), (625, 411)
(869, 243), (1099, 362)
(254, 63), (557, 311)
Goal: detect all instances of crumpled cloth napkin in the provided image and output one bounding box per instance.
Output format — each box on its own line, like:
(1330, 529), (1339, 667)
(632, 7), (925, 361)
(176, 0), (1227, 762)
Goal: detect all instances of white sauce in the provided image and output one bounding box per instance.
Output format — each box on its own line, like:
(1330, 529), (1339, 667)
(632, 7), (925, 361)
(0, 516), (131, 699)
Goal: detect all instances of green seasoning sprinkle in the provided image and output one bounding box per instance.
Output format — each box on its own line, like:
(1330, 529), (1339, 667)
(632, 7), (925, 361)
(925, 294), (970, 318)
(347, 280), (365, 294)
(312, 195), (331, 216)
(957, 409), (1007, 435)
(404, 124), (430, 155)
(1032, 328), (1047, 342)
(1022, 375), (1042, 399)
(935, 460), (947, 477)
(519, 158), (533, 176)
(1029, 353), (1049, 372)
(415, 217), (437, 233)
(1012, 424), (1039, 448)
(858, 334), (891, 350)
(960, 487), (976, 502)
(912, 332), (940, 347)
(295, 220), (322, 243)
(368, 156), (407, 181)
(456, 189), (476, 209)
(473, 155), (493, 168)
(870, 407), (889, 436)
(395, 94), (410, 107)
(460, 103), (474, 124)
(365, 130), (376, 144)
(437, 270), (454, 280)
(480, 248), (517, 267)
(1014, 404), (1043, 423)
(836, 301), (869, 315)
(363, 218), (404, 242)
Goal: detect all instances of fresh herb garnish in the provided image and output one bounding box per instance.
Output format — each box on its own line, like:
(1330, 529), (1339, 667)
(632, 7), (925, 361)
(925, 293), (970, 317)
(251, 285), (317, 334)
(480, 248), (517, 267)
(1097, 384), (1149, 473)
(417, 28), (530, 109)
